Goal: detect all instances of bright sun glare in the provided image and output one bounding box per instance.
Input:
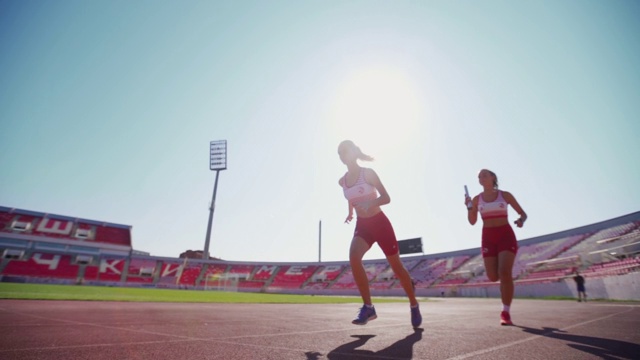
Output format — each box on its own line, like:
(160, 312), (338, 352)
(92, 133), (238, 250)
(328, 65), (426, 157)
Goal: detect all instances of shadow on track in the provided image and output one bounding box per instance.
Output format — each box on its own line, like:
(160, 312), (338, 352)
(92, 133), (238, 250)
(305, 328), (424, 360)
(517, 326), (640, 360)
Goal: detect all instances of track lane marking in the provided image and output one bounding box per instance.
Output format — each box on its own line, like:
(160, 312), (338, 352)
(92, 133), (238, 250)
(445, 306), (636, 360)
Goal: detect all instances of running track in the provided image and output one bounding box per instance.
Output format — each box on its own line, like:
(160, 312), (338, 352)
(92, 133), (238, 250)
(0, 298), (638, 359)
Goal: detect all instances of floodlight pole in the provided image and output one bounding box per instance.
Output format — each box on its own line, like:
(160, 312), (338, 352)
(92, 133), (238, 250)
(204, 171), (221, 260)
(318, 220), (322, 263)
(204, 140), (227, 260)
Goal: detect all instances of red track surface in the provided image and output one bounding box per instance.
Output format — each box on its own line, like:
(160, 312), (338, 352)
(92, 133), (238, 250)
(0, 298), (638, 359)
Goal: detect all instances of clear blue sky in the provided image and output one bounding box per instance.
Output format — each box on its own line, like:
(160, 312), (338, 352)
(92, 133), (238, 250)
(1, 1), (639, 262)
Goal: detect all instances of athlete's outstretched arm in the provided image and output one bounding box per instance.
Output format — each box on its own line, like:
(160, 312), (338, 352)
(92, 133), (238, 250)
(503, 191), (527, 228)
(345, 202), (354, 223)
(339, 176), (355, 223)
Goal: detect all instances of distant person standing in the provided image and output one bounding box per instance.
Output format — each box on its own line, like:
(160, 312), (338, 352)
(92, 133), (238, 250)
(465, 169), (527, 326)
(573, 271), (587, 302)
(337, 140), (422, 328)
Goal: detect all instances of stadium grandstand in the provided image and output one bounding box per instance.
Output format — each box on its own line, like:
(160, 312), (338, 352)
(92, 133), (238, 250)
(1, 205), (639, 300)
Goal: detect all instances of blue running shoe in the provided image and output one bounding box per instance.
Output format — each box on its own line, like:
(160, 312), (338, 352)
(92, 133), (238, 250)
(411, 304), (422, 328)
(352, 305), (377, 325)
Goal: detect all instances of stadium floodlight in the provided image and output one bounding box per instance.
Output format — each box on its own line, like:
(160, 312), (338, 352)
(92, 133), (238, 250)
(204, 140), (227, 260)
(210, 140), (227, 170)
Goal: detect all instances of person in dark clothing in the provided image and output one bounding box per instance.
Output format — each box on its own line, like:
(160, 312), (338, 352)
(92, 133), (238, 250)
(573, 271), (587, 302)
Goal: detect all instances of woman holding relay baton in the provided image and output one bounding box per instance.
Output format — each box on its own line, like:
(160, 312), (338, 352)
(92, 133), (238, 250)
(465, 169), (527, 326)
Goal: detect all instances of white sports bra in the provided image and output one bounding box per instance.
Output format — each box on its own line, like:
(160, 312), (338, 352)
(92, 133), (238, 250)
(342, 168), (377, 206)
(478, 191), (509, 220)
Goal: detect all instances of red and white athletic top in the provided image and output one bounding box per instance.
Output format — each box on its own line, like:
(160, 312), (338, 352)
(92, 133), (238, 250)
(478, 190), (509, 220)
(342, 168), (377, 206)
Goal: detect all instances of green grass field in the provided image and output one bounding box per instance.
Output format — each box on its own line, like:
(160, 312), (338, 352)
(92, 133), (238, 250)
(0, 283), (413, 304)
(1, 283), (634, 303)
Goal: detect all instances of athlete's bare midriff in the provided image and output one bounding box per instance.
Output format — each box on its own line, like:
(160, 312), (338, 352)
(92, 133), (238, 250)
(483, 217), (509, 228)
(354, 207), (382, 219)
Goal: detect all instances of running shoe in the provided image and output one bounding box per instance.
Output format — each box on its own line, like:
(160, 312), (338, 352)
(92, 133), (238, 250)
(500, 311), (513, 326)
(411, 304), (422, 328)
(352, 305), (377, 325)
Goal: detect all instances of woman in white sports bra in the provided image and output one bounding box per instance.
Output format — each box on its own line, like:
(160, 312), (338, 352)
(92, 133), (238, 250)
(465, 169), (527, 326)
(338, 140), (422, 328)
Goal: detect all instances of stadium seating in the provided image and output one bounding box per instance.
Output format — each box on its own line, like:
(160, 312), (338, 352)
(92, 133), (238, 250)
(0, 211), (13, 229)
(227, 264), (255, 277)
(154, 260), (185, 285)
(2, 253), (79, 280)
(0, 207), (132, 248)
(560, 222), (639, 259)
(582, 257), (640, 278)
(1, 206), (639, 296)
(409, 256), (470, 288)
(448, 254), (485, 284)
(175, 263), (202, 286)
(83, 257), (126, 282)
(269, 265), (319, 289)
(330, 261), (389, 290)
(198, 263), (228, 287)
(125, 258), (157, 283)
(302, 282), (329, 290)
(311, 264), (344, 282)
(253, 265), (278, 281)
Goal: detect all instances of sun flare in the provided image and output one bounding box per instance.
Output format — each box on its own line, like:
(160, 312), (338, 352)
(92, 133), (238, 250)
(327, 65), (426, 158)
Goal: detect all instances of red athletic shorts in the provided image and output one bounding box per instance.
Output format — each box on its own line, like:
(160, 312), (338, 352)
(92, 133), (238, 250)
(354, 212), (399, 256)
(481, 224), (518, 258)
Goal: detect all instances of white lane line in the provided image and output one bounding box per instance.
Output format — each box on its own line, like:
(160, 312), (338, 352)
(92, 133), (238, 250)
(445, 306), (636, 360)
